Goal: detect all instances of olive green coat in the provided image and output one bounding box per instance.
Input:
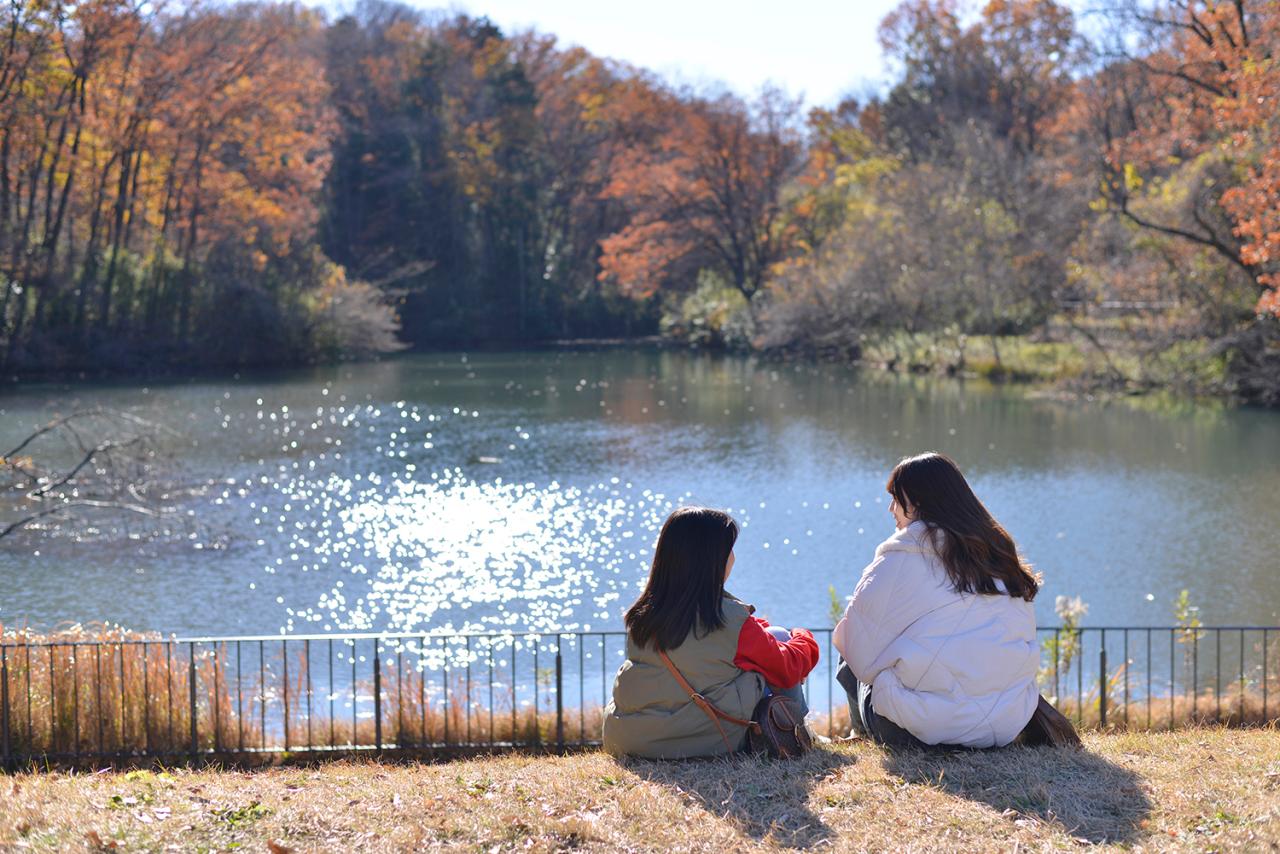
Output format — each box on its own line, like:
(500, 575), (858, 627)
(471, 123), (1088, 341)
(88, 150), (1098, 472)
(601, 594), (765, 759)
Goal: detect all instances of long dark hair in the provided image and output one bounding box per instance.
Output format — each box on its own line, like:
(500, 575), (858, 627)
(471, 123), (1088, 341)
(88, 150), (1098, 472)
(887, 452), (1039, 602)
(625, 506), (739, 650)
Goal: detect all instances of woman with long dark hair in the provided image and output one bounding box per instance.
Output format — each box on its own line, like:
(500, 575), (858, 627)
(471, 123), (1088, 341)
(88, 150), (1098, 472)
(833, 453), (1040, 748)
(603, 506), (820, 758)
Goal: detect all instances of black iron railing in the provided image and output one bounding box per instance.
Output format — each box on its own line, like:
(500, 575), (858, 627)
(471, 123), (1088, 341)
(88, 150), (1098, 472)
(1, 625), (1276, 767)
(1040, 626), (1278, 731)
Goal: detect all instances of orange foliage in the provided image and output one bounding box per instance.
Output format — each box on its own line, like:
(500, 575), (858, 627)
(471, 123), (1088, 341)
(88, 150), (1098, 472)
(1214, 6), (1280, 306)
(598, 87), (804, 301)
(1110, 1), (1280, 315)
(0, 0), (334, 348)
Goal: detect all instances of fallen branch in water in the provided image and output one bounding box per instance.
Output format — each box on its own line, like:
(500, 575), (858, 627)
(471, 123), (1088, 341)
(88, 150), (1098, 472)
(0, 408), (190, 542)
(0, 499), (163, 540)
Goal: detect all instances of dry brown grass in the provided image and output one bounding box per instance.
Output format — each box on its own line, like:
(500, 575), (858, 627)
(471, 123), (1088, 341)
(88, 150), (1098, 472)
(1052, 687), (1280, 730)
(1, 728), (1276, 852)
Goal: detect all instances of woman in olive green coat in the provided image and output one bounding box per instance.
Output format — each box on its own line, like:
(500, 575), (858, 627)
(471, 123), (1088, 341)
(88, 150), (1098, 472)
(602, 507), (820, 759)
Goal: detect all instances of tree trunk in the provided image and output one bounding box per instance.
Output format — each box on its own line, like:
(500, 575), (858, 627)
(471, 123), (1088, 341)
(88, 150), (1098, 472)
(73, 148), (117, 339)
(98, 145), (138, 331)
(177, 144), (205, 344)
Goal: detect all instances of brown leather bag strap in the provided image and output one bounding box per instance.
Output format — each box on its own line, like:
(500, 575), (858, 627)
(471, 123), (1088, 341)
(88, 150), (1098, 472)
(657, 649), (759, 752)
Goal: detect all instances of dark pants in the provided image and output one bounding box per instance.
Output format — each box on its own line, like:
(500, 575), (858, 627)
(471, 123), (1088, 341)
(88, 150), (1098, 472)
(835, 661), (927, 749)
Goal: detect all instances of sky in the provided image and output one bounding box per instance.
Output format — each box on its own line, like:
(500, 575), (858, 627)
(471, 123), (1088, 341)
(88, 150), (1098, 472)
(440, 0), (908, 108)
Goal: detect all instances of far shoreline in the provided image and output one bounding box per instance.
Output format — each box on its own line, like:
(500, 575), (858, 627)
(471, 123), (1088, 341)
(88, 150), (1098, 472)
(0, 334), (1259, 411)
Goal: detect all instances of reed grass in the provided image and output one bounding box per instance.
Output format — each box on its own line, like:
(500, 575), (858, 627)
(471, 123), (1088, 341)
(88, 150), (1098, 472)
(3, 624), (1277, 769)
(1048, 685), (1280, 731)
(1, 625), (604, 766)
(0, 625), (258, 761)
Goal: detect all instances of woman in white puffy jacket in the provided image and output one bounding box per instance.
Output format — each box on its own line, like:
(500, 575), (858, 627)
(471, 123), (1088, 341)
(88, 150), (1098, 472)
(833, 452), (1040, 748)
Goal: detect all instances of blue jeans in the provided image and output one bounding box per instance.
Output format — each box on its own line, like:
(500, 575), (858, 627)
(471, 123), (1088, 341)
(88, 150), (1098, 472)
(835, 660), (926, 749)
(764, 625), (809, 718)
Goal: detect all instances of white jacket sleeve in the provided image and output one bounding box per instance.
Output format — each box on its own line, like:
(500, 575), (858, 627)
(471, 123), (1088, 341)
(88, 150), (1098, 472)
(834, 555), (896, 681)
(829, 550), (931, 686)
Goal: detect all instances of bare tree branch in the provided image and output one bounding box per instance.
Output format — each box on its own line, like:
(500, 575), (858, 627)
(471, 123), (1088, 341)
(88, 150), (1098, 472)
(29, 436), (145, 498)
(1116, 198), (1254, 278)
(1, 407), (189, 544)
(3, 407), (173, 460)
(0, 499), (163, 540)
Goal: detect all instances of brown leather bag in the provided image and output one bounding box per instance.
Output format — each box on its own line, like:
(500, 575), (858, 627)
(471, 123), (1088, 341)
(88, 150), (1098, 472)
(1015, 694), (1083, 748)
(658, 650), (812, 759)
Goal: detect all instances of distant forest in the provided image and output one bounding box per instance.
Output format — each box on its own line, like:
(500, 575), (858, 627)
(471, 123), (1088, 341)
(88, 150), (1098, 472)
(1, 0), (1277, 400)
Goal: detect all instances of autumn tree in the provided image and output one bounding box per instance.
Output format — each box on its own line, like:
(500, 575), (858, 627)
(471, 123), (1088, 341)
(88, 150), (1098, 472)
(3, 0), (1275, 404)
(762, 0), (1086, 353)
(511, 34), (649, 335)
(783, 99), (890, 256)
(0, 0), (393, 374)
(1097, 0), (1280, 316)
(598, 87), (806, 306)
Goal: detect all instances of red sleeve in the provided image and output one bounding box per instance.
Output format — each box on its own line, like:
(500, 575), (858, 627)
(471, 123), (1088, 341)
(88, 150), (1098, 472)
(733, 616), (820, 690)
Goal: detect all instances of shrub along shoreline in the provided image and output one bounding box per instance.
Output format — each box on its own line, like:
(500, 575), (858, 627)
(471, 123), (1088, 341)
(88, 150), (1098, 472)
(746, 318), (1280, 407)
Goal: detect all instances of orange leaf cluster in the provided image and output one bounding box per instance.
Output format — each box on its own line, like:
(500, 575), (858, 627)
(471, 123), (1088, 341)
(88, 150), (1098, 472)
(1108, 1), (1280, 316)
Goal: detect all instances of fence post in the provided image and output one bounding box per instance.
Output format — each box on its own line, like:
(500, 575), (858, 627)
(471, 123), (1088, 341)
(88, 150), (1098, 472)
(373, 641), (382, 752)
(2, 646), (11, 771)
(1099, 641), (1108, 730)
(555, 639), (564, 751)
(188, 643), (198, 757)
(282, 640), (289, 751)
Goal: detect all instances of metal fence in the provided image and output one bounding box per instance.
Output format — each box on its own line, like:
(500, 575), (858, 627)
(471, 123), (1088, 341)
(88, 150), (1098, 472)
(1, 625), (1277, 767)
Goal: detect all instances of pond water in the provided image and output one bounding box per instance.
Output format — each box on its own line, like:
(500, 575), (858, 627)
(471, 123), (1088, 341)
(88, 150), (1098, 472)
(3, 349), (1278, 638)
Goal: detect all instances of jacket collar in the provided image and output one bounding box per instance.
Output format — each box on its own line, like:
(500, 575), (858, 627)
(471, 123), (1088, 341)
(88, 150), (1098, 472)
(876, 520), (932, 557)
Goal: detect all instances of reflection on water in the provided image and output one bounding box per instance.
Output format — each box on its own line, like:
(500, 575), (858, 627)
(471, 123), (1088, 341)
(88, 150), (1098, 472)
(283, 468), (682, 634)
(1, 349), (1278, 636)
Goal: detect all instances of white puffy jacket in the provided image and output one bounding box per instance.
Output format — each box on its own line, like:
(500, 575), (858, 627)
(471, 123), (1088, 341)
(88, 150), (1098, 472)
(833, 521), (1038, 747)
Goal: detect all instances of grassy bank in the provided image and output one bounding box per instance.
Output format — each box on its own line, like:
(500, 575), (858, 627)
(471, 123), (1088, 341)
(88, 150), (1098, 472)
(854, 325), (1228, 396)
(2, 729), (1277, 851)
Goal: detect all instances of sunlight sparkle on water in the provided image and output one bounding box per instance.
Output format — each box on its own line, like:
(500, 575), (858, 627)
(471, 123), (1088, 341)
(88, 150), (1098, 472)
(262, 464), (690, 636)
(201, 394), (708, 643)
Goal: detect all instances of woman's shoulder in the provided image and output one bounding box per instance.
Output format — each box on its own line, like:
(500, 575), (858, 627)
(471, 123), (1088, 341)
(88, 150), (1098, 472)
(864, 524), (949, 592)
(720, 592), (755, 620)
(873, 522), (936, 561)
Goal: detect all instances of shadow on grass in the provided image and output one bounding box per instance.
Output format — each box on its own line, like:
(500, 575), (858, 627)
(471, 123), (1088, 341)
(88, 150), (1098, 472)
(623, 747), (857, 849)
(882, 744), (1153, 845)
